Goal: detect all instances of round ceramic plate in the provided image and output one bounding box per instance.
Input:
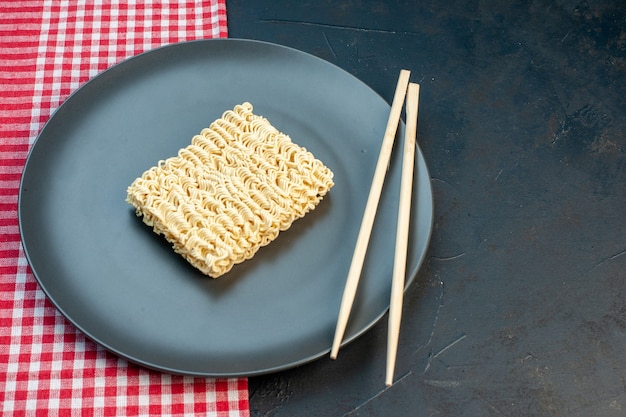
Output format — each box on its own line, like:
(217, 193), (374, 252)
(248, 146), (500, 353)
(19, 39), (433, 377)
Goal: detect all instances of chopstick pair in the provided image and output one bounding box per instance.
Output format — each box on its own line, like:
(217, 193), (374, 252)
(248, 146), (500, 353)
(330, 69), (420, 387)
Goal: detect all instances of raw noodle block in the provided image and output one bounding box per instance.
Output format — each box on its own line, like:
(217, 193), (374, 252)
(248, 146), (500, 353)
(126, 102), (334, 278)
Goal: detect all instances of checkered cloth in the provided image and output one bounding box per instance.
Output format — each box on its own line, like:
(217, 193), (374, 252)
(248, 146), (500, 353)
(0, 1), (250, 416)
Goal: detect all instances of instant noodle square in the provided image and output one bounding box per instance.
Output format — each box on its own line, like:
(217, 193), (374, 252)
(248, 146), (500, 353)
(126, 102), (335, 278)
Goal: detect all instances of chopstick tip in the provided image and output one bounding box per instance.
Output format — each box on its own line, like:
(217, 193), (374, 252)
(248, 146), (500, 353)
(330, 344), (339, 360)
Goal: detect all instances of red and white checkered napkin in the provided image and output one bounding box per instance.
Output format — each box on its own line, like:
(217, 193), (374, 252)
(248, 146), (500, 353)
(0, 2), (250, 416)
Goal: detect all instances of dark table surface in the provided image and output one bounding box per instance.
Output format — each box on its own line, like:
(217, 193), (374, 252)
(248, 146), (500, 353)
(227, 1), (626, 416)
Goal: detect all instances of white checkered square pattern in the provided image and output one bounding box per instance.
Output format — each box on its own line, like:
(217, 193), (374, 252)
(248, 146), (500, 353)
(0, 2), (250, 416)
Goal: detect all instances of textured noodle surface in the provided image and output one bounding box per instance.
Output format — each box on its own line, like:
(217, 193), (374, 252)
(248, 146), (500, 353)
(126, 102), (334, 278)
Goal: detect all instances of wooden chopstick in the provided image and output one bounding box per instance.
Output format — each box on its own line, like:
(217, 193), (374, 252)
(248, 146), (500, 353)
(386, 82), (420, 386)
(330, 69), (411, 360)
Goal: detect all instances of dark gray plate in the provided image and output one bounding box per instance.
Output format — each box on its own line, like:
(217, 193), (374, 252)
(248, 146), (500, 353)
(19, 39), (433, 377)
